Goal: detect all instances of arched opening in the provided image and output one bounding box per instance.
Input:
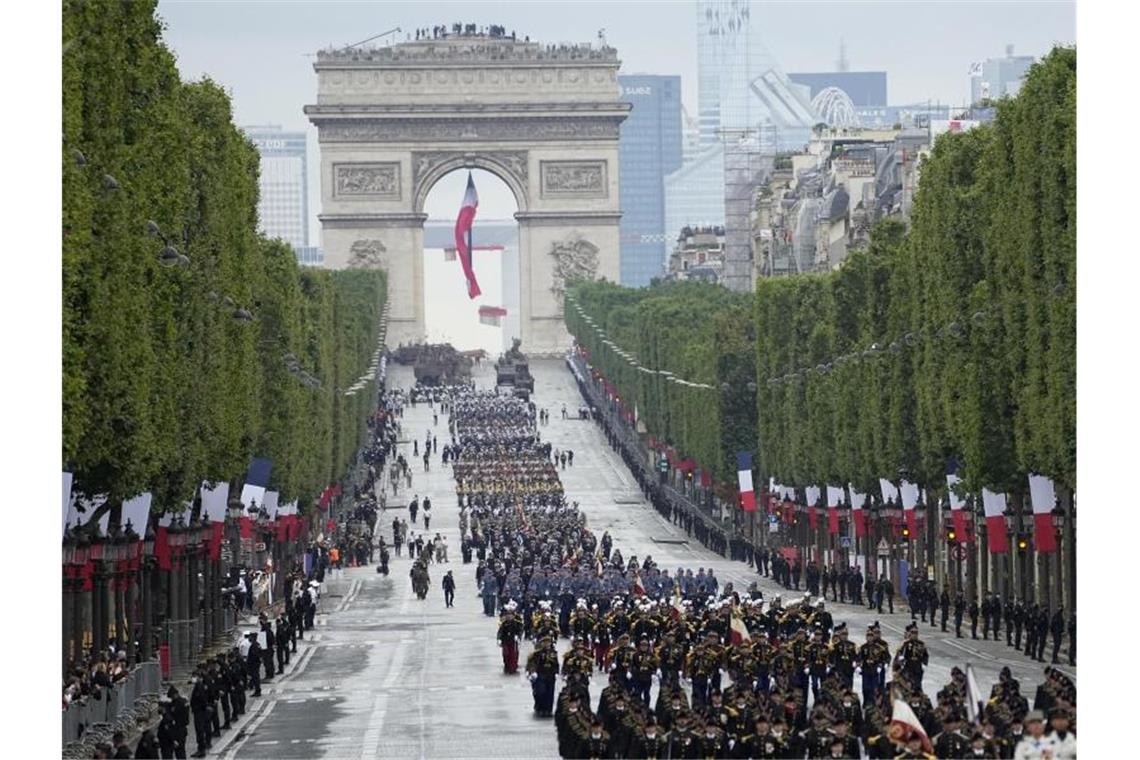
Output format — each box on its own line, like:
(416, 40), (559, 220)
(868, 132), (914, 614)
(421, 168), (520, 355)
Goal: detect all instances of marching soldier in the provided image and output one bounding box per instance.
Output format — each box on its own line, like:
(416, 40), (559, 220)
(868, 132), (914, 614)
(497, 604), (523, 674)
(630, 637), (659, 707)
(526, 636), (560, 717)
(932, 708), (971, 759)
(738, 714), (786, 759)
(828, 622), (858, 690)
(894, 623), (930, 693)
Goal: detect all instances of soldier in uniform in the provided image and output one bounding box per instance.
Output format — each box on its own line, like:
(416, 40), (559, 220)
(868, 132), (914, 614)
(526, 636), (561, 717)
(969, 597), (980, 640)
(829, 715), (862, 759)
(580, 718), (611, 760)
(497, 604), (523, 674)
(554, 692), (591, 758)
(939, 588), (950, 632)
(980, 594), (992, 640)
(1023, 603), (1039, 660)
(806, 628), (832, 703)
(799, 709), (835, 758)
(934, 708), (972, 758)
(894, 623), (930, 693)
(630, 637), (659, 707)
(857, 626), (885, 707)
(737, 714), (785, 759)
(628, 716), (668, 760)
(694, 716), (728, 759)
(828, 623), (858, 690)
(656, 629), (685, 691)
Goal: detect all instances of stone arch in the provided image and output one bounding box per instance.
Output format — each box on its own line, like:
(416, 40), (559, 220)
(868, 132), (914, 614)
(411, 151), (530, 215)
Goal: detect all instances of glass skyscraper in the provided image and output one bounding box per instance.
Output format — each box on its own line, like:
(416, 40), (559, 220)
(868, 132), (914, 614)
(243, 125), (310, 257)
(618, 75), (683, 287)
(696, 0), (816, 149)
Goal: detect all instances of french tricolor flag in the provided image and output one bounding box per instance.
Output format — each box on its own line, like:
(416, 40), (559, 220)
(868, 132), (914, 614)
(947, 459), (969, 544)
(454, 172), (482, 299)
(737, 452), (756, 512)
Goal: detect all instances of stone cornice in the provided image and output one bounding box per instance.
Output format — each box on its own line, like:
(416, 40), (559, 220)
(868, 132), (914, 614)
(305, 102), (631, 116)
(318, 212), (429, 229)
(515, 211), (622, 226)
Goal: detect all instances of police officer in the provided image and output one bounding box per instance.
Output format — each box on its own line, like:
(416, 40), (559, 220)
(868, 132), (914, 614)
(953, 593), (965, 638)
(246, 632), (262, 698)
(189, 668), (211, 758)
(165, 686), (189, 760)
(968, 597), (980, 640)
(1004, 597), (1016, 646)
(940, 587), (950, 632)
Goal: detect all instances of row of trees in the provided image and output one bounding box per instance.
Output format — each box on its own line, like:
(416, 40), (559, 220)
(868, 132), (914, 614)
(63, 0), (386, 520)
(568, 47), (1075, 504)
(756, 46), (1075, 499)
(565, 281), (755, 488)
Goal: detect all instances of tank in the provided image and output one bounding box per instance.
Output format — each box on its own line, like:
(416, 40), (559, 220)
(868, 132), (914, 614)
(411, 343), (473, 386)
(495, 338), (533, 395)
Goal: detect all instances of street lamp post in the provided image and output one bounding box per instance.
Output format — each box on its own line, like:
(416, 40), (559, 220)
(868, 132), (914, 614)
(142, 521), (156, 661)
(89, 523), (107, 657)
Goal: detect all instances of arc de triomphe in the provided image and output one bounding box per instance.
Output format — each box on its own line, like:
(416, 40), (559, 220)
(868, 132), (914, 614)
(305, 36), (630, 355)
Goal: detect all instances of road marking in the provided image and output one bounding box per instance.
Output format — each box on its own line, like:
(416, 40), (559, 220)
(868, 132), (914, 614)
(941, 637), (999, 661)
(253, 740), (279, 745)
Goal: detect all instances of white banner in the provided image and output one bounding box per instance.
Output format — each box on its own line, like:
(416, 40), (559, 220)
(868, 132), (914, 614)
(121, 492), (153, 532)
(202, 481), (230, 522)
(900, 480), (920, 510)
(848, 484), (864, 512)
(879, 478), (899, 504)
(1028, 474), (1056, 515)
(264, 491), (280, 520)
(826, 485), (844, 508)
(981, 489), (1006, 518)
(62, 472), (74, 539)
(946, 474), (966, 510)
(241, 484), (267, 516)
(805, 486), (821, 506)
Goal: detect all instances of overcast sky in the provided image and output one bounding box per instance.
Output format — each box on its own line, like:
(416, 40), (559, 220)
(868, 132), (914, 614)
(156, 0), (1075, 244)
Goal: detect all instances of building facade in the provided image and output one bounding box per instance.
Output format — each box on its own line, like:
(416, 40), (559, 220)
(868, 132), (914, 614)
(970, 45), (1034, 104)
(243, 125), (310, 256)
(617, 75), (683, 287)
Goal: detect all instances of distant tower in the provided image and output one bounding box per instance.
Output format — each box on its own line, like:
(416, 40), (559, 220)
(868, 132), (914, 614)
(837, 38), (849, 72)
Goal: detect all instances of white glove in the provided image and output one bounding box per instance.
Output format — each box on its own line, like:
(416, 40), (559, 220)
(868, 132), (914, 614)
(728, 739), (736, 750)
(803, 667), (810, 675)
(529, 673), (537, 682)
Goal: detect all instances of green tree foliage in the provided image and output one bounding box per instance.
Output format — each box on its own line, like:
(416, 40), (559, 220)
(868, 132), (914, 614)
(567, 280), (755, 487)
(568, 48), (1075, 499)
(63, 0), (387, 519)
(755, 48), (1075, 495)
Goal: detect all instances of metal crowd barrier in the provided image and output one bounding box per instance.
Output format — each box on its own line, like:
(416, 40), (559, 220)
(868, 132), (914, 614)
(62, 661), (162, 748)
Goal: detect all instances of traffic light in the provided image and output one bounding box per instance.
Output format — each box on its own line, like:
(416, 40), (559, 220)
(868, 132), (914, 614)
(946, 526), (957, 543)
(901, 526), (910, 540)
(1017, 534), (1029, 551)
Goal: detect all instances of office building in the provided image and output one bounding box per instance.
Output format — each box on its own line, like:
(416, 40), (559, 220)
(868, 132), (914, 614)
(665, 143), (726, 251)
(618, 75), (683, 287)
(696, 0), (816, 150)
(787, 71), (888, 107)
(243, 125), (310, 256)
(970, 45), (1035, 104)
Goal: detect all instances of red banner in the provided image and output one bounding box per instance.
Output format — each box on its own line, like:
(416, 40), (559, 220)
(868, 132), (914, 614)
(155, 526), (171, 571)
(952, 510), (969, 545)
(1033, 513), (1057, 553)
(986, 515), (1009, 553)
(208, 521), (224, 561)
(808, 506), (818, 531)
(827, 507), (840, 535)
(853, 510), (867, 538)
